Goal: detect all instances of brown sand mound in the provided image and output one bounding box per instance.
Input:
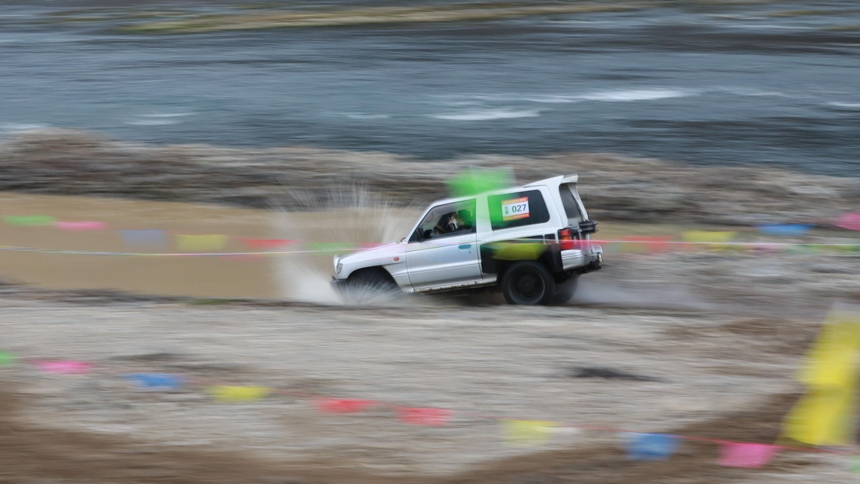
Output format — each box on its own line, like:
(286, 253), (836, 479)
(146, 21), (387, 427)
(1, 129), (857, 225)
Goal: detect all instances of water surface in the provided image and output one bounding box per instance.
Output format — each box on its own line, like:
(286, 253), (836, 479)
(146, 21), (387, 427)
(1, 2), (858, 175)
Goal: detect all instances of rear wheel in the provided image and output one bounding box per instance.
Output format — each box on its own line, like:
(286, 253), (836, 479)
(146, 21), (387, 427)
(501, 261), (555, 305)
(549, 275), (579, 305)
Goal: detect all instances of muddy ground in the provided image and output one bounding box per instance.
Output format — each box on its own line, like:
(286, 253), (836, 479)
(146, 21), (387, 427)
(1, 131), (859, 482)
(1, 243), (859, 482)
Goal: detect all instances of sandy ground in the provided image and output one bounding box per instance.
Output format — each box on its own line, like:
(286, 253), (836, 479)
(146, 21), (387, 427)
(1, 193), (860, 482)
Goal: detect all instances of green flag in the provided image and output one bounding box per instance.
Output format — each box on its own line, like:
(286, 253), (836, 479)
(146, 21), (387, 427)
(4, 215), (55, 226)
(447, 168), (513, 198)
(0, 352), (15, 366)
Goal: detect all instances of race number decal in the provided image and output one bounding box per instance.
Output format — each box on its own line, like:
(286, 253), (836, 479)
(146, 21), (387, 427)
(501, 197), (530, 221)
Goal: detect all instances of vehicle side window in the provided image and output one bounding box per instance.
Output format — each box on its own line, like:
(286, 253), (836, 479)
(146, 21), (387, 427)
(411, 199), (476, 242)
(488, 190), (550, 231)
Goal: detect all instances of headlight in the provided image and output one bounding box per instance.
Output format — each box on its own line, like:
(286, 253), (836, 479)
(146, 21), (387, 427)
(336, 262), (343, 274)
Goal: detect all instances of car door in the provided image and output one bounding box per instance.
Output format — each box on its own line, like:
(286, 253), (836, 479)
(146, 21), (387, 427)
(406, 199), (482, 290)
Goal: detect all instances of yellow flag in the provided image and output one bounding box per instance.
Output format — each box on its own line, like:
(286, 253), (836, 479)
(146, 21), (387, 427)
(208, 385), (271, 402)
(177, 234), (228, 251)
(680, 231), (737, 243)
(797, 312), (860, 388)
(782, 387), (855, 446)
(781, 309), (860, 446)
(502, 420), (557, 447)
(680, 231), (737, 252)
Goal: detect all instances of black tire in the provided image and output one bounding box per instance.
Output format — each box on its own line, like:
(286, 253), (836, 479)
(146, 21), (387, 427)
(549, 275), (579, 305)
(338, 268), (401, 305)
(501, 261), (555, 305)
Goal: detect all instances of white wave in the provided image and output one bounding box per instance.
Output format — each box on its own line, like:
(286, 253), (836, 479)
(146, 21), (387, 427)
(464, 89), (693, 105)
(125, 119), (181, 126)
(467, 94), (524, 102)
(716, 87), (788, 98)
(441, 88), (695, 108)
(727, 23), (812, 30)
(577, 89), (695, 102)
(521, 95), (581, 104)
(467, 93), (577, 104)
(340, 112), (391, 120)
(0, 123), (48, 131)
(828, 101), (860, 109)
(139, 112), (195, 118)
(432, 109), (540, 121)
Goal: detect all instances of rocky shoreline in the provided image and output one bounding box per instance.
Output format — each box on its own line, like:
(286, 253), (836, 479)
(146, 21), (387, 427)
(1, 129), (856, 225)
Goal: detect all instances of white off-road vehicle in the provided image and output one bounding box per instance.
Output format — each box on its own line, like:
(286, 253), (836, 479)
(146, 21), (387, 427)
(332, 174), (602, 305)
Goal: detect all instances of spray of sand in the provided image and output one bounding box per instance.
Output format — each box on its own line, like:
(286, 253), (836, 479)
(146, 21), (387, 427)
(271, 185), (419, 305)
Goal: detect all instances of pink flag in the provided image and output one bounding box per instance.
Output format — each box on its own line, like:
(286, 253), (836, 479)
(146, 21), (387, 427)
(718, 442), (779, 468)
(835, 213), (860, 231)
(620, 236), (673, 254)
(222, 254), (265, 261)
(316, 398), (375, 414)
(36, 360), (92, 374)
(396, 407), (453, 426)
(242, 238), (294, 249)
(55, 221), (106, 231)
(752, 243), (782, 255)
(569, 240), (594, 251)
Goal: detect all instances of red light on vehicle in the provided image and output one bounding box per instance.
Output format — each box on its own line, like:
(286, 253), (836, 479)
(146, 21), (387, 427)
(558, 228), (575, 250)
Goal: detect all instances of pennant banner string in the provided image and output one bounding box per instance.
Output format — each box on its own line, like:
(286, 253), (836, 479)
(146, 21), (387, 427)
(0, 240), (858, 258)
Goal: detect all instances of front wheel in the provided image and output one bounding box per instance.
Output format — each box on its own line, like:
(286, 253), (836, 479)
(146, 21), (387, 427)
(501, 261), (555, 305)
(337, 268), (402, 305)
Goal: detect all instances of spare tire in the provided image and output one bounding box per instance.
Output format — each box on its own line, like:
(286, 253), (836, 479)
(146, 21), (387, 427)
(501, 261), (555, 305)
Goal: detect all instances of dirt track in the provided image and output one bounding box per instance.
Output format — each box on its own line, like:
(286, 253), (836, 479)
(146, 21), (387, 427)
(0, 139), (858, 481)
(0, 387), (838, 484)
(2, 247), (859, 482)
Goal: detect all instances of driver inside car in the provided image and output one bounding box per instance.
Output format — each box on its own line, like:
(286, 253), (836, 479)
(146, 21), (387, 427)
(433, 210), (474, 237)
(433, 212), (458, 236)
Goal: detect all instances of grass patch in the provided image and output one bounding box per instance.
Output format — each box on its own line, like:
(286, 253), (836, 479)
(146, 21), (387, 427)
(768, 9), (844, 17)
(187, 298), (235, 306)
(39, 9), (193, 25)
(825, 25), (860, 31)
(118, 3), (640, 34)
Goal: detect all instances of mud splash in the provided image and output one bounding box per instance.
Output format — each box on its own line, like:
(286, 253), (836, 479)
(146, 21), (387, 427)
(271, 186), (419, 304)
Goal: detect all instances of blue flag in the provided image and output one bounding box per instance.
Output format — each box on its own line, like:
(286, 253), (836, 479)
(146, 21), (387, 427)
(757, 224), (812, 237)
(120, 230), (167, 249)
(124, 373), (183, 390)
(626, 433), (680, 461)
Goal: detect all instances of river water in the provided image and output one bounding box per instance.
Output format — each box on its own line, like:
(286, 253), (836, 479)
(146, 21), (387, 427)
(1, 1), (858, 175)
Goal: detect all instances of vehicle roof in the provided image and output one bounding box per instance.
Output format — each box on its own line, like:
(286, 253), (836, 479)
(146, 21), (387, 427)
(426, 173), (577, 206)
